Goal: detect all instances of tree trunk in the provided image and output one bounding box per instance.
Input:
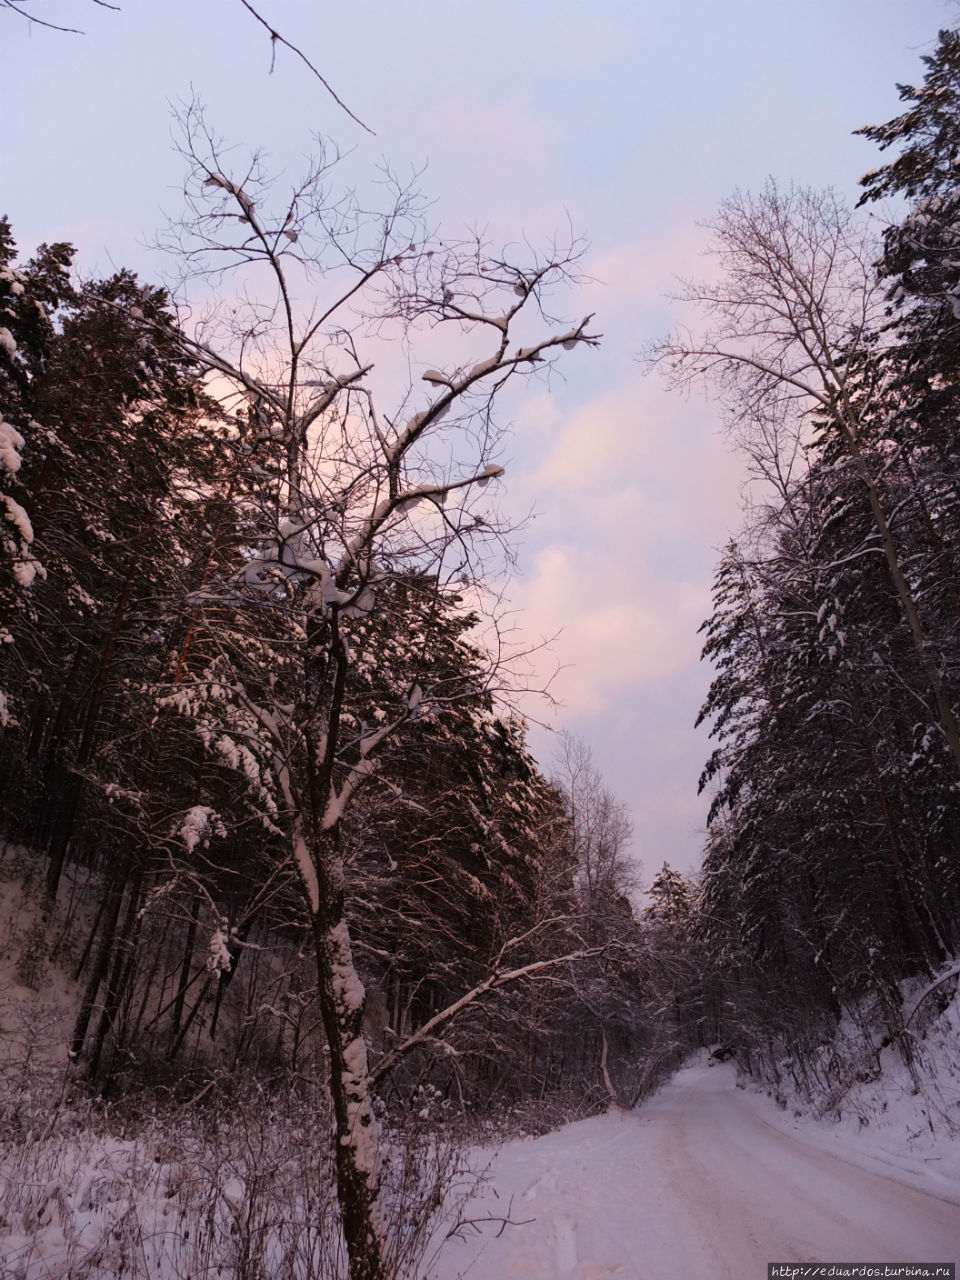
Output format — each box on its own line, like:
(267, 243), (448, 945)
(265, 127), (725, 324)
(599, 1025), (619, 1110)
(167, 976), (212, 1063)
(310, 833), (389, 1280)
(45, 567), (137, 901)
(88, 871), (144, 1077)
(71, 865), (128, 1059)
(169, 895), (200, 1047)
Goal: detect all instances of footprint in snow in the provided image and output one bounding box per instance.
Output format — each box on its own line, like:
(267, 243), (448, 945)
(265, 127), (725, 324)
(552, 1213), (578, 1274)
(522, 1168), (558, 1201)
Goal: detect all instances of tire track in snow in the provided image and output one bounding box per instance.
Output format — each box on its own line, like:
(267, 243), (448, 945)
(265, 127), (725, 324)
(645, 1066), (960, 1271)
(433, 1063), (960, 1279)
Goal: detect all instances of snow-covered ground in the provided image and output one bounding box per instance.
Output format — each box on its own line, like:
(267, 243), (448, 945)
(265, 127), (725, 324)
(430, 1060), (960, 1279)
(4, 1057), (957, 1279)
(3, 855), (960, 1278)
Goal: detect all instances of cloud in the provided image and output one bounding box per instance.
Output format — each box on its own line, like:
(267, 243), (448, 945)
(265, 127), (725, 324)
(514, 543), (708, 714)
(502, 318), (744, 718)
(579, 231), (717, 319)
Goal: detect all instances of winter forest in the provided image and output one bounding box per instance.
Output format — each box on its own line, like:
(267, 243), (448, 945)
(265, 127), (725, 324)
(2, 5), (960, 1279)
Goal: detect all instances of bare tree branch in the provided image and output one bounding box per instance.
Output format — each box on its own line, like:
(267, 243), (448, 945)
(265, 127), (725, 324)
(370, 944), (614, 1084)
(237, 0), (375, 136)
(1, 0), (117, 33)
(5, 0), (375, 135)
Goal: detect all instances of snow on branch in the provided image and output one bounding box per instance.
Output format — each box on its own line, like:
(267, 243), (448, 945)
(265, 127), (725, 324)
(369, 942), (614, 1084)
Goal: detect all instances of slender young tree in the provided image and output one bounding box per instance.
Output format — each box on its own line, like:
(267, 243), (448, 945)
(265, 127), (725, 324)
(152, 107), (599, 1280)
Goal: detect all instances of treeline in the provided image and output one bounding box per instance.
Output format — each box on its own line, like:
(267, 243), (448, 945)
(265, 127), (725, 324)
(664, 27), (960, 1088)
(0, 149), (694, 1132)
(0, 112), (703, 1268)
(0, 219), (616, 1103)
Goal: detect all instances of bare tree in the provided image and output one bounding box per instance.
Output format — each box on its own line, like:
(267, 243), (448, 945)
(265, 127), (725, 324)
(552, 731), (636, 922)
(646, 181), (960, 778)
(148, 106), (599, 1280)
(547, 733), (642, 1107)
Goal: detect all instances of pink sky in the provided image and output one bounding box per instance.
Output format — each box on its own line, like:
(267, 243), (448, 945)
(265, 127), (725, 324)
(2, 0), (947, 877)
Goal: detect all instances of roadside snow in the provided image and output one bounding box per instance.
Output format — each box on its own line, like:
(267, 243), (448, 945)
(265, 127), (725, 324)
(742, 1006), (960, 1203)
(738, 968), (960, 1204)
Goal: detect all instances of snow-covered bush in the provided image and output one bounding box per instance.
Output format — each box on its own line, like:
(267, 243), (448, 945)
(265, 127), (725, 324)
(0, 1075), (481, 1279)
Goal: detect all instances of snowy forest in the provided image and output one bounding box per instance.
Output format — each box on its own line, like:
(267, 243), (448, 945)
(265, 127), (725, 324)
(2, 8), (960, 1280)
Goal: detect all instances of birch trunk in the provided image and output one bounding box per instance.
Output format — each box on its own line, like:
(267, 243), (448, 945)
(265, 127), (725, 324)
(310, 837), (389, 1280)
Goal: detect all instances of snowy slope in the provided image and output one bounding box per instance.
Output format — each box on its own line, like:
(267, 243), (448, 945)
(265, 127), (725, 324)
(747, 972), (960, 1198)
(430, 1061), (960, 1280)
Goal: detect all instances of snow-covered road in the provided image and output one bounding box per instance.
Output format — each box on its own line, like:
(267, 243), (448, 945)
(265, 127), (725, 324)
(432, 1062), (960, 1279)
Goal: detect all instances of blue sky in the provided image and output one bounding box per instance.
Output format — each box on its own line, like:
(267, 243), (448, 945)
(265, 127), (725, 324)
(3, 0), (950, 878)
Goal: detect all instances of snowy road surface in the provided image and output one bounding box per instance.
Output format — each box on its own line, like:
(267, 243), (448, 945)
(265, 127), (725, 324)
(431, 1062), (960, 1279)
